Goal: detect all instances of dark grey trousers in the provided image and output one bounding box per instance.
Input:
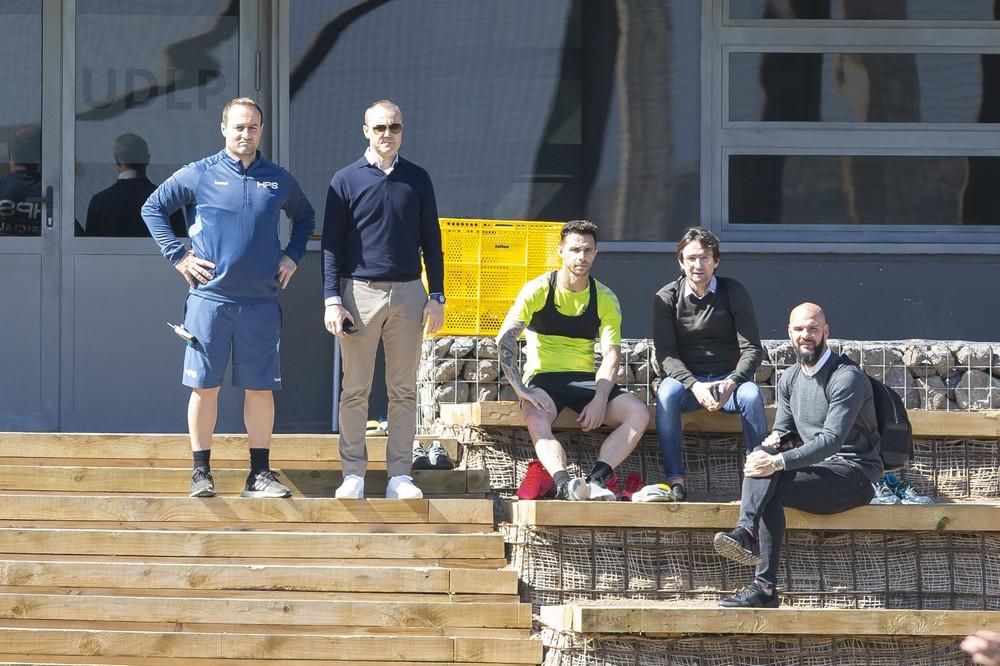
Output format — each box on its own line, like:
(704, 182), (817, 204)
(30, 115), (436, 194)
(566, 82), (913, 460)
(736, 457), (875, 587)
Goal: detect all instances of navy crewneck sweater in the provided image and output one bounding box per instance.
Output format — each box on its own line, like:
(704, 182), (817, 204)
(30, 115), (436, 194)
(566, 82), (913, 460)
(321, 155), (443, 299)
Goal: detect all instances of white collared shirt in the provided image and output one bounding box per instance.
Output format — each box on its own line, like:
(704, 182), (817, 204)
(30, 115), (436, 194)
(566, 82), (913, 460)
(365, 147), (398, 175)
(117, 169), (139, 180)
(683, 275), (717, 301)
(801, 347), (832, 377)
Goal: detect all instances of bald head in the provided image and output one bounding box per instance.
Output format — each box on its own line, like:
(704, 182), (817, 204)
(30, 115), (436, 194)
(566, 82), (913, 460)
(788, 302), (829, 366)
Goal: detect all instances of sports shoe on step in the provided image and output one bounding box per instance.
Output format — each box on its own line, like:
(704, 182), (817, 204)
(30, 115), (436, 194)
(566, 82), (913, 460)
(670, 482), (688, 502)
(335, 474), (365, 499)
(713, 527), (762, 566)
(869, 481), (901, 505)
(631, 483), (675, 502)
(588, 480), (616, 501)
(411, 441), (433, 471)
(554, 477), (590, 501)
(719, 581), (780, 608)
(189, 468), (216, 498)
(386, 475), (423, 499)
(427, 440), (454, 470)
(240, 469), (292, 498)
(516, 460), (555, 500)
(895, 481), (934, 505)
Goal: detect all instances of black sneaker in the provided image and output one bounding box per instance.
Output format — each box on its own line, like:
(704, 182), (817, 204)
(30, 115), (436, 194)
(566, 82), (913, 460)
(713, 527), (762, 566)
(719, 581), (779, 608)
(670, 482), (688, 502)
(411, 441), (433, 471)
(189, 467), (216, 498)
(427, 441), (454, 470)
(240, 469), (292, 498)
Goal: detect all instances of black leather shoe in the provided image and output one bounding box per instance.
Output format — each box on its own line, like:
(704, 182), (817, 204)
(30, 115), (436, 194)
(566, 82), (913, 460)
(713, 526), (761, 566)
(720, 581), (779, 608)
(411, 441), (433, 471)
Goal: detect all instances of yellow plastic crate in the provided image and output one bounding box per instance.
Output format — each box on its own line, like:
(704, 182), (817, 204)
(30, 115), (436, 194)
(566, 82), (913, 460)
(432, 218), (564, 336)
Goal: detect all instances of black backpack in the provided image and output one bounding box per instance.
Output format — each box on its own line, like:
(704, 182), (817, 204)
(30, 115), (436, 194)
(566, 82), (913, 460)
(826, 355), (913, 470)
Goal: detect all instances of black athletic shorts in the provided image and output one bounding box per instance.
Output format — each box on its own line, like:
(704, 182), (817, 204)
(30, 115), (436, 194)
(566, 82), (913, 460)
(526, 371), (626, 414)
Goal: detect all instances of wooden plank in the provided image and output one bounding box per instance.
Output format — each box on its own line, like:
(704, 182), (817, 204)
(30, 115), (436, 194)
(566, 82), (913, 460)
(441, 401), (1000, 438)
(0, 560), (455, 593)
(0, 629), (541, 663)
(539, 603), (998, 637)
(510, 500), (1000, 531)
(0, 434), (458, 462)
(0, 528), (504, 559)
(0, 593), (532, 629)
(0, 656), (520, 666)
(0, 496), (492, 525)
(0, 467), (472, 495)
(448, 569), (519, 595)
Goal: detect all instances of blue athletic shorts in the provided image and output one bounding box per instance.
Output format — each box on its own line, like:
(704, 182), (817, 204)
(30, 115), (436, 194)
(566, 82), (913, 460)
(181, 295), (282, 390)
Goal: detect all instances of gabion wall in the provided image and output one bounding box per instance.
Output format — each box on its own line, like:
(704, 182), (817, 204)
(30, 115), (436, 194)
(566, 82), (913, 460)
(417, 338), (1000, 429)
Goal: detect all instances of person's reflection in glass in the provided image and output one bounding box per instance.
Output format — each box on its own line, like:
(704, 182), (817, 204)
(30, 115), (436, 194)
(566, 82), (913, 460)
(0, 125), (42, 236)
(84, 133), (185, 237)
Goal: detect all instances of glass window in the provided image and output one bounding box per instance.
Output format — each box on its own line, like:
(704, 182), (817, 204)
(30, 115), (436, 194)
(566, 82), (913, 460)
(729, 0), (999, 21)
(729, 154), (1000, 226)
(74, 0), (240, 237)
(288, 0), (699, 242)
(730, 52), (1000, 123)
(0, 0), (42, 237)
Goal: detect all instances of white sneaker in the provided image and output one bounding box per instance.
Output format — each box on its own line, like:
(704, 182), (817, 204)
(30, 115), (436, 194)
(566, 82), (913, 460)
(588, 481), (616, 501)
(631, 483), (676, 503)
(335, 474), (365, 499)
(386, 475), (423, 499)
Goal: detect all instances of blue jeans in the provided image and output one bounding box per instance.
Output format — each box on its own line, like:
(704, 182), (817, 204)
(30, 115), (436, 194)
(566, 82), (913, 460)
(655, 373), (767, 479)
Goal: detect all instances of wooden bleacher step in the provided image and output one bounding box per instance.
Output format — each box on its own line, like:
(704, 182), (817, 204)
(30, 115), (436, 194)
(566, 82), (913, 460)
(0, 434), (541, 665)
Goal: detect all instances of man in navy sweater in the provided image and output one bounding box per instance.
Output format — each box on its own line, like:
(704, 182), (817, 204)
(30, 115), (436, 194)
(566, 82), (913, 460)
(322, 99), (444, 500)
(143, 97), (315, 499)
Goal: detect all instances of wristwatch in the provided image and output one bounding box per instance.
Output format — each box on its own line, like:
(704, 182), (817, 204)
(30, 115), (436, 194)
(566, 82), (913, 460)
(429, 293), (446, 304)
(772, 454), (786, 471)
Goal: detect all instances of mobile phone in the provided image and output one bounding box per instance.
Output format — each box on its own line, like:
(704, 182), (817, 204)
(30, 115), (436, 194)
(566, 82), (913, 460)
(342, 322), (358, 335)
(167, 322), (198, 346)
(777, 430), (799, 445)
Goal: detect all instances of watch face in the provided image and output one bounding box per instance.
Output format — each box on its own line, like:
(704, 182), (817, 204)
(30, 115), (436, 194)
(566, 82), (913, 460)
(432, 294), (446, 304)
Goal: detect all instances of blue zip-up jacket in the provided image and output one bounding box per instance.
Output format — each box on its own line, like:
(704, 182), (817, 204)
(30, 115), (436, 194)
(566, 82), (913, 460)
(142, 149), (315, 303)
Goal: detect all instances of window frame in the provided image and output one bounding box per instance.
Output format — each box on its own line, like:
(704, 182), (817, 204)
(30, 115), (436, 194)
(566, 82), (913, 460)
(704, 0), (1000, 252)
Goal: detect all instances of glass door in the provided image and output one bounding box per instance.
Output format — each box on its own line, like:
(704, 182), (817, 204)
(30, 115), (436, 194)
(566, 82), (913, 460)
(0, 0), (58, 430)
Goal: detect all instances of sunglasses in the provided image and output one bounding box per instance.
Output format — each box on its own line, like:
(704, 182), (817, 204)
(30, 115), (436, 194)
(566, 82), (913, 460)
(370, 123), (403, 135)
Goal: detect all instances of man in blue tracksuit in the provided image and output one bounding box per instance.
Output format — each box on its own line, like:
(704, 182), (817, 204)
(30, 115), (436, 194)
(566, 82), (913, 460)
(142, 97), (315, 499)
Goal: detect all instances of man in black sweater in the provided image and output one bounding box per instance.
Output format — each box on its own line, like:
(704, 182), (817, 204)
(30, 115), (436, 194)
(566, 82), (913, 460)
(713, 302), (881, 608)
(651, 227), (766, 501)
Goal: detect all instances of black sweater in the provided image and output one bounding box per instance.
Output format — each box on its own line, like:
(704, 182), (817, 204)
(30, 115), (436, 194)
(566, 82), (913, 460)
(652, 275), (763, 388)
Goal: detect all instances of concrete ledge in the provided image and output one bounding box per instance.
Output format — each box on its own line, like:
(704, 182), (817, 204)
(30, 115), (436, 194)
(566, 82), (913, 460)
(539, 603), (997, 637)
(509, 500), (1000, 532)
(441, 401), (1000, 439)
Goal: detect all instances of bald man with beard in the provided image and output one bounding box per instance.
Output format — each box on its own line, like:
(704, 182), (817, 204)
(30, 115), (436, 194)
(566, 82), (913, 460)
(712, 303), (883, 608)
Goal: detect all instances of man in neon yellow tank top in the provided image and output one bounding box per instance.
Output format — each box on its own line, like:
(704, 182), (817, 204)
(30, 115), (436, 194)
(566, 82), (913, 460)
(497, 220), (650, 500)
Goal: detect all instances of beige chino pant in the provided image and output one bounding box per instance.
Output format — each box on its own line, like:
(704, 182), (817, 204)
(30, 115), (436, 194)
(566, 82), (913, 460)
(338, 278), (426, 478)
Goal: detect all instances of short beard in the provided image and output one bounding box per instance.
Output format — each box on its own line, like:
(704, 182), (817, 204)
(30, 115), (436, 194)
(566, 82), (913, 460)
(796, 337), (827, 366)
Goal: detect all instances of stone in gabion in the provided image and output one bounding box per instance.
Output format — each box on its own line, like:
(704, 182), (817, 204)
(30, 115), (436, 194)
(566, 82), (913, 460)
(450, 337), (476, 359)
(431, 359), (461, 382)
(499, 385), (518, 401)
(859, 345), (903, 368)
(476, 384), (500, 402)
(634, 361), (655, 385)
(477, 338), (499, 359)
(434, 381), (469, 404)
(462, 359), (499, 382)
(768, 341), (796, 366)
(903, 343), (954, 378)
(882, 364), (920, 410)
(955, 370), (1000, 410)
(631, 340), (653, 361)
(614, 365), (634, 385)
(917, 375), (949, 411)
(759, 386), (776, 407)
(956, 344), (996, 371)
(755, 364), (774, 384)
(429, 337), (454, 358)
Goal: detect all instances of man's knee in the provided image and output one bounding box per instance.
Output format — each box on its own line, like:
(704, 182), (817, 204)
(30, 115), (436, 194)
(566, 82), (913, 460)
(621, 395), (651, 430)
(656, 377), (686, 407)
(192, 387), (220, 399)
(736, 381), (763, 405)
